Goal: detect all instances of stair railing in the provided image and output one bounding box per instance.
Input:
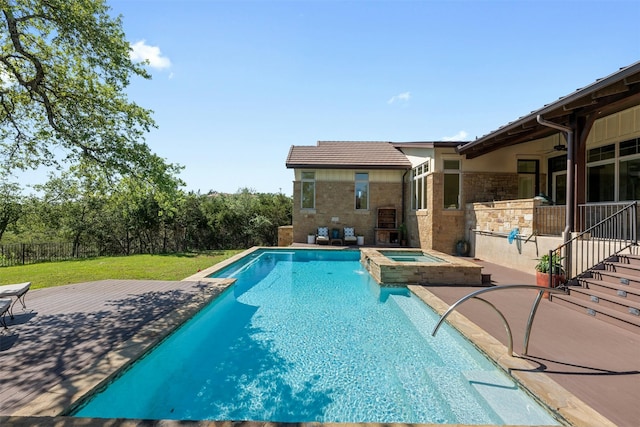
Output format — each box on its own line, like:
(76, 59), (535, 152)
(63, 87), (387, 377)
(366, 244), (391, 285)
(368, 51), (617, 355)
(556, 201), (637, 284)
(432, 285), (567, 356)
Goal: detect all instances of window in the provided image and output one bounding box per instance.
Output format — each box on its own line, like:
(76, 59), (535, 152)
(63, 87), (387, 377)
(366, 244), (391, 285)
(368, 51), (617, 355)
(619, 158), (640, 201)
(549, 137), (640, 204)
(355, 172), (369, 210)
(301, 171), (315, 209)
(548, 155), (567, 204)
(587, 144), (615, 203)
(517, 159), (539, 198)
(619, 138), (640, 201)
(411, 160), (430, 210)
(443, 159), (460, 209)
(587, 143), (615, 162)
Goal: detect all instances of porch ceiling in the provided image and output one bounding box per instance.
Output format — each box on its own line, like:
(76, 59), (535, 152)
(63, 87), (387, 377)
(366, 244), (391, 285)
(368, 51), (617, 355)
(458, 61), (640, 159)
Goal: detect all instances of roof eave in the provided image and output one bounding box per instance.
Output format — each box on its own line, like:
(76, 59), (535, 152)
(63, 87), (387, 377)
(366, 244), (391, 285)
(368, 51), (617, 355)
(458, 61), (640, 156)
(286, 163), (411, 170)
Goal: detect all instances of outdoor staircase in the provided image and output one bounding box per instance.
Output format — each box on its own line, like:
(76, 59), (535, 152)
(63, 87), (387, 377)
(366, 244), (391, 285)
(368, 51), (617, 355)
(551, 250), (640, 334)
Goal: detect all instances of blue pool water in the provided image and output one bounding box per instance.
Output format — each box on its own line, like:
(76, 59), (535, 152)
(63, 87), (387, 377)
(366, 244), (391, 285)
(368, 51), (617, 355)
(73, 249), (558, 425)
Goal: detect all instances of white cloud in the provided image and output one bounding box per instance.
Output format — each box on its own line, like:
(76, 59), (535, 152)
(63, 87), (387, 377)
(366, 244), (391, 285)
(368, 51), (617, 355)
(129, 40), (172, 70)
(442, 131), (469, 141)
(387, 91), (411, 104)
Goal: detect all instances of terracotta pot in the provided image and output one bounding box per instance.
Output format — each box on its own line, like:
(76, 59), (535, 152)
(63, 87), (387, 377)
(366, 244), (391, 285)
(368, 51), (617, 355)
(535, 271), (564, 299)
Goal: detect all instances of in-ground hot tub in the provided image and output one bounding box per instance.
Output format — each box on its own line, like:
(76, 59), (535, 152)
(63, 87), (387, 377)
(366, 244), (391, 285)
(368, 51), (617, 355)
(361, 248), (482, 286)
(379, 250), (444, 263)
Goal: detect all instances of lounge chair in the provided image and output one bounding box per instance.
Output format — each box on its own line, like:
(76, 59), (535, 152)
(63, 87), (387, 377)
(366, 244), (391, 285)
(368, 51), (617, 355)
(343, 227), (358, 245)
(0, 281), (31, 319)
(316, 227), (330, 245)
(0, 298), (11, 329)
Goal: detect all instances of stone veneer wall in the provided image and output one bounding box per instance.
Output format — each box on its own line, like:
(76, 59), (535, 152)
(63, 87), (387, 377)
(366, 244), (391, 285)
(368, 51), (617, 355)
(410, 172), (536, 255)
(292, 170), (545, 255)
(277, 225), (293, 246)
(463, 172), (521, 203)
(465, 197), (564, 273)
(466, 199), (538, 236)
(292, 180), (403, 244)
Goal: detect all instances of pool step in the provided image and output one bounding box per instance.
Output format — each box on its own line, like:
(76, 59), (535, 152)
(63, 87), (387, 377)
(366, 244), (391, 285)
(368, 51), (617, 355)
(389, 294), (558, 425)
(393, 365), (456, 421)
(387, 293), (436, 340)
(462, 371), (558, 425)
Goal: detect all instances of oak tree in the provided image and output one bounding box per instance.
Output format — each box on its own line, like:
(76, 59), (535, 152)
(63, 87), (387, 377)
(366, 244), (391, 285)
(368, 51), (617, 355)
(0, 0), (173, 183)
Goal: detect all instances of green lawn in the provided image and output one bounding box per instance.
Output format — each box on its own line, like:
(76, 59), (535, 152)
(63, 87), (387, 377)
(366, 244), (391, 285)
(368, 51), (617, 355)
(0, 250), (243, 289)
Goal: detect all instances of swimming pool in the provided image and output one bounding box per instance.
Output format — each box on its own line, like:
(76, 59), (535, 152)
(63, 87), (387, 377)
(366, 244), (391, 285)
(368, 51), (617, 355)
(72, 249), (559, 425)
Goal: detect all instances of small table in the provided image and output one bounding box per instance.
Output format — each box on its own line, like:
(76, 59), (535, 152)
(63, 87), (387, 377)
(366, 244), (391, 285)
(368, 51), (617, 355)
(330, 238), (343, 246)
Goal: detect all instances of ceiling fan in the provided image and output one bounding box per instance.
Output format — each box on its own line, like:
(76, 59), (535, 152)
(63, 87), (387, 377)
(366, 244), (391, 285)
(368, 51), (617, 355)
(538, 143), (567, 154)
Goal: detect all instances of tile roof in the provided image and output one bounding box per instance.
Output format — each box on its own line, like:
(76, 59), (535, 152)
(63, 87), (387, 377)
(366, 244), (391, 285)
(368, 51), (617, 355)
(286, 141), (412, 169)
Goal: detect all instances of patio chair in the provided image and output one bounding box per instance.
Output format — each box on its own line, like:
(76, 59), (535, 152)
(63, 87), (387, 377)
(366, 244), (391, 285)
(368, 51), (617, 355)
(343, 227), (358, 245)
(0, 281), (31, 319)
(0, 298), (11, 329)
(316, 227), (330, 245)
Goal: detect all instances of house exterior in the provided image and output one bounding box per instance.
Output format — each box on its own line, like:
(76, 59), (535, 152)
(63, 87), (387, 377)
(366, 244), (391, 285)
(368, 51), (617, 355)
(285, 141), (411, 246)
(285, 60), (640, 275)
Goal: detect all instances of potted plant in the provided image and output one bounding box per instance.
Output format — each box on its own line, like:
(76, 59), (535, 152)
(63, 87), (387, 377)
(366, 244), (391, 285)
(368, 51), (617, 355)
(307, 233), (315, 244)
(534, 252), (565, 298)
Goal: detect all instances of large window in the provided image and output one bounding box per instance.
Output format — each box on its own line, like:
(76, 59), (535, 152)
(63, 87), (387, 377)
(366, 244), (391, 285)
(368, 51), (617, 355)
(443, 159), (460, 209)
(411, 160), (430, 210)
(517, 159), (539, 198)
(619, 138), (640, 201)
(301, 171), (315, 209)
(355, 172), (369, 210)
(587, 144), (615, 202)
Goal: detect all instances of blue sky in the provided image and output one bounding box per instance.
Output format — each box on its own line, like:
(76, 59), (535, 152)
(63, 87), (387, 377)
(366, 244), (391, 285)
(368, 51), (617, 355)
(110, 0), (640, 196)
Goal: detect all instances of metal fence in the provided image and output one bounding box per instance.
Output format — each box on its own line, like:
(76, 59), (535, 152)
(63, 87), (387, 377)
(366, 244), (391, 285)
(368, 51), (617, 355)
(578, 202), (638, 234)
(558, 201), (637, 281)
(535, 202), (639, 237)
(533, 205), (566, 236)
(0, 242), (105, 267)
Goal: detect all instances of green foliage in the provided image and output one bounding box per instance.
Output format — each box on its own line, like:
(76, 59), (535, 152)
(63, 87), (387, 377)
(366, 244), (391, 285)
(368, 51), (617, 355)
(0, 174), (22, 240)
(535, 252), (564, 274)
(0, 250), (242, 289)
(0, 0), (182, 186)
(2, 178), (293, 255)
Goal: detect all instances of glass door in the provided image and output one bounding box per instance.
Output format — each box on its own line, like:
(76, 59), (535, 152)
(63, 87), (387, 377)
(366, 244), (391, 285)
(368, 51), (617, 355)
(552, 171), (567, 205)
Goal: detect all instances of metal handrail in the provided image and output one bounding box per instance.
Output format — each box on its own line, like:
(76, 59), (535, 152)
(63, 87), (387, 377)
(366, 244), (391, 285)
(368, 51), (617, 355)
(432, 285), (567, 356)
(556, 201), (637, 281)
